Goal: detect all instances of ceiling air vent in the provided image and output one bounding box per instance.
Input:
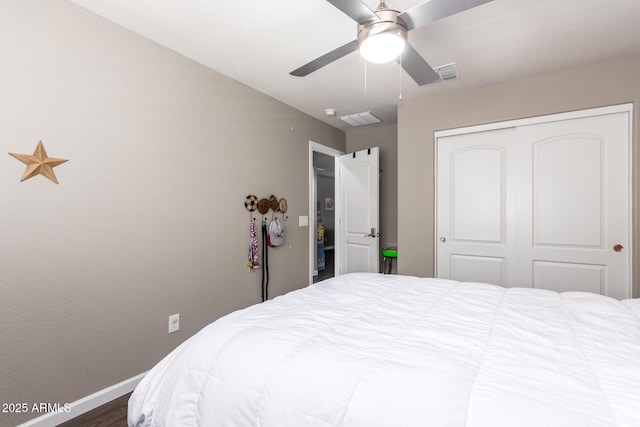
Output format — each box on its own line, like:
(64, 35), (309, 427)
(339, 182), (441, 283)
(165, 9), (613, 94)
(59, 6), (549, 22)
(338, 111), (381, 127)
(434, 62), (459, 81)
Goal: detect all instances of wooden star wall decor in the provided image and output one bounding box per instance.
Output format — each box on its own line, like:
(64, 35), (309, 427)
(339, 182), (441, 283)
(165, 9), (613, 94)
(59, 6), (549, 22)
(9, 140), (68, 184)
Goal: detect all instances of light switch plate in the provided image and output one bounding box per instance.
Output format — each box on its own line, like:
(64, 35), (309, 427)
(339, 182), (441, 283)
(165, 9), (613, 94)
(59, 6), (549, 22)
(299, 215), (309, 227)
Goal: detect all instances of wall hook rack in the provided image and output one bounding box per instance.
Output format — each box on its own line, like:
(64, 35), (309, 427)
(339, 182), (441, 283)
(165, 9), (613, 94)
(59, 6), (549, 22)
(244, 194), (288, 220)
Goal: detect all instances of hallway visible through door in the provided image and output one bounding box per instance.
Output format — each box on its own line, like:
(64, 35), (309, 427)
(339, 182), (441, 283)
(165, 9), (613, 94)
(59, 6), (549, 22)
(313, 151), (336, 283)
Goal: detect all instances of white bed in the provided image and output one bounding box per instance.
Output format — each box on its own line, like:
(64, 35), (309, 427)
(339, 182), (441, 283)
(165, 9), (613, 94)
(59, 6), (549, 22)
(128, 273), (640, 427)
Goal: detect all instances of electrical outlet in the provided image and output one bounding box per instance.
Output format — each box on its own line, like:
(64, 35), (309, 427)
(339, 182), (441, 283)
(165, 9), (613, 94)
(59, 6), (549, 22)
(168, 313), (180, 334)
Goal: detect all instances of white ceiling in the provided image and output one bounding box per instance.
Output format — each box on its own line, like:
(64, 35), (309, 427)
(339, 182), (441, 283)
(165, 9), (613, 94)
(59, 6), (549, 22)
(68, 0), (640, 131)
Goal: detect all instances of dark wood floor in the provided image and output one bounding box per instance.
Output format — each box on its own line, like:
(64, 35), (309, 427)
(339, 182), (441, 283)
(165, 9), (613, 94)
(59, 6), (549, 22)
(58, 393), (130, 427)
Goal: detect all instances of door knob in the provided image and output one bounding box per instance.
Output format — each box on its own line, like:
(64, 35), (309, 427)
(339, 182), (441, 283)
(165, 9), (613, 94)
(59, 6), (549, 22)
(364, 227), (380, 238)
(613, 244), (624, 252)
(440, 237), (446, 243)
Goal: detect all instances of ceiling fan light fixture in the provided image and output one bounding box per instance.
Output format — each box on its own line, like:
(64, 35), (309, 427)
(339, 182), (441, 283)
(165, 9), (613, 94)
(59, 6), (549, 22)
(357, 9), (407, 64)
(359, 31), (406, 64)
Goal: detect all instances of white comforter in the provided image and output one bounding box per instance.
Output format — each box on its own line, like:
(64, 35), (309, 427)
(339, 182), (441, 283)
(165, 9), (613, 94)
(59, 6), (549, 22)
(128, 273), (640, 427)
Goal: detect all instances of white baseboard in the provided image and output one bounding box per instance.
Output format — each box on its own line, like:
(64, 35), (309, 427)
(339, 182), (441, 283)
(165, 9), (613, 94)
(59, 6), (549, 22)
(16, 372), (147, 427)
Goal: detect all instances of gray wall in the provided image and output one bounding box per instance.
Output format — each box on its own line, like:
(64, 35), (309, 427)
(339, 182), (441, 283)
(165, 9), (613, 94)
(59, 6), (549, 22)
(347, 124), (398, 272)
(0, 1), (344, 425)
(398, 53), (640, 298)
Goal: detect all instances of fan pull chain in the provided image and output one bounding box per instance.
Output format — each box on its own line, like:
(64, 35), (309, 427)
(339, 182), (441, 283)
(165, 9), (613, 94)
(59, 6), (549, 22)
(398, 54), (403, 102)
(364, 59), (367, 95)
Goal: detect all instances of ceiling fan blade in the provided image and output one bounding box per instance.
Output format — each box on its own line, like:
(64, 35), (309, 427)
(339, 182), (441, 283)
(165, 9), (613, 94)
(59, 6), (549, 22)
(398, 0), (493, 31)
(398, 43), (440, 86)
(326, 0), (378, 24)
(290, 40), (359, 77)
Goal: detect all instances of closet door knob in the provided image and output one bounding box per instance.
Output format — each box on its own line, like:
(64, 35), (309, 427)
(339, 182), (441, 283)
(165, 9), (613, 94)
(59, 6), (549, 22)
(613, 244), (624, 252)
(440, 237), (447, 243)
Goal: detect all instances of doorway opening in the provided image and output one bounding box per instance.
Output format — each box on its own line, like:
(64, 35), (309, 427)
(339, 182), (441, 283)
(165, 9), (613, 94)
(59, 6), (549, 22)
(309, 141), (343, 284)
(314, 151), (335, 283)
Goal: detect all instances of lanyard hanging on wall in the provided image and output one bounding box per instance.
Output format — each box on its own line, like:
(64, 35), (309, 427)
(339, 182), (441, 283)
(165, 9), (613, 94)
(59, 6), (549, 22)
(245, 195), (260, 271)
(248, 218), (259, 270)
(261, 221), (269, 302)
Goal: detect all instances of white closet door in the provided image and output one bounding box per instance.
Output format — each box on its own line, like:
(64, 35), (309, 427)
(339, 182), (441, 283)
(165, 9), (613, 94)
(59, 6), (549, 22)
(436, 109), (631, 299)
(436, 128), (516, 286)
(514, 113), (630, 298)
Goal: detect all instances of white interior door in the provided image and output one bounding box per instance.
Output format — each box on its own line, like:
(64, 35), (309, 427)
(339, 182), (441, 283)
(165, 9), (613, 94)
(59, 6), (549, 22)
(436, 128), (516, 286)
(514, 113), (630, 299)
(339, 148), (380, 274)
(436, 108), (631, 299)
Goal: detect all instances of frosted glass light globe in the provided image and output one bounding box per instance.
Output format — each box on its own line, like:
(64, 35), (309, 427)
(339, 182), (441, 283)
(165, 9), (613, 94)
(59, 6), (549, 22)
(359, 32), (406, 64)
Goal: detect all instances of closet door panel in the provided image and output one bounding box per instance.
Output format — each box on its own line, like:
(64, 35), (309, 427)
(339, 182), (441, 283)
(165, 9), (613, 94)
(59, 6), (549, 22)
(533, 261), (605, 294)
(451, 255), (506, 285)
(533, 136), (602, 248)
(436, 128), (516, 286)
(452, 147), (504, 243)
(515, 112), (630, 298)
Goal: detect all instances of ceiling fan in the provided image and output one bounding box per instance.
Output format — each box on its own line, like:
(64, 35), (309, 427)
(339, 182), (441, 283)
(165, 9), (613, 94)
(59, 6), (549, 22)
(290, 0), (493, 86)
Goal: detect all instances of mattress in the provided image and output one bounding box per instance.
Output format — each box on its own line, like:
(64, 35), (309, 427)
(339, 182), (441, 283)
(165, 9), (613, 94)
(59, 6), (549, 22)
(128, 273), (640, 427)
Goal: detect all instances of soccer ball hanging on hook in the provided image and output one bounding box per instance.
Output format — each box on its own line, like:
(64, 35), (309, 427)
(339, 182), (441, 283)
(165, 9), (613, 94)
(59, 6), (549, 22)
(244, 195), (258, 212)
